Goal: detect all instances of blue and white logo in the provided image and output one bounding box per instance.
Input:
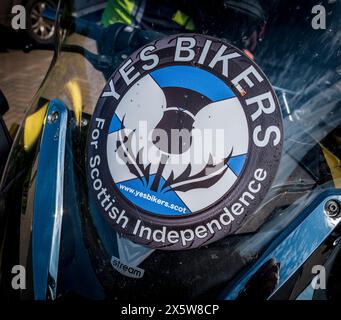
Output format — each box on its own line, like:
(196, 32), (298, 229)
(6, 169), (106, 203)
(87, 34), (283, 250)
(107, 65), (248, 216)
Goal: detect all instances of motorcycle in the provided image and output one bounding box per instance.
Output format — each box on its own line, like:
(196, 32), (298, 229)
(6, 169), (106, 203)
(0, 0), (340, 301)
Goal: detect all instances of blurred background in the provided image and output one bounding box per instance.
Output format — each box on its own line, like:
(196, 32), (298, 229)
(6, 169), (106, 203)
(0, 0), (339, 130)
(0, 0), (60, 127)
(0, 27), (52, 127)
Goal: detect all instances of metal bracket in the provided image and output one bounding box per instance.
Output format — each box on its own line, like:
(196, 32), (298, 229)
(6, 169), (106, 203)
(32, 99), (68, 300)
(222, 193), (341, 300)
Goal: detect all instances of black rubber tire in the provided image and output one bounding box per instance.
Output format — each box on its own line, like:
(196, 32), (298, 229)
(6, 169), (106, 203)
(25, 0), (57, 45)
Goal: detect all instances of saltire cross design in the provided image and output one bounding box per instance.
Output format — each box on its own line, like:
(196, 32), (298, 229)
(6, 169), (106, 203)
(107, 65), (249, 216)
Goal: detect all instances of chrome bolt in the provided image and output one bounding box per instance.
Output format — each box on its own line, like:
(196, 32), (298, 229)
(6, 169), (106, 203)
(325, 199), (341, 218)
(80, 118), (88, 127)
(47, 111), (59, 124)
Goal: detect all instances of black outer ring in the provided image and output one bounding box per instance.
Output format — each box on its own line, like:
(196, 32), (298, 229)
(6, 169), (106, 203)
(86, 33), (283, 250)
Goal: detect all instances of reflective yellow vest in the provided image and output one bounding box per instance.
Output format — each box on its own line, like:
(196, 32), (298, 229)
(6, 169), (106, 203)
(102, 0), (195, 31)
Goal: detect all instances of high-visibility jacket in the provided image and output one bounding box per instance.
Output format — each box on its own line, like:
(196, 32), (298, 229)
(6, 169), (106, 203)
(102, 0), (195, 32)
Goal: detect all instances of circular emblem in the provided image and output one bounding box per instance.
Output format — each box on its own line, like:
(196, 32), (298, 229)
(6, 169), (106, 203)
(86, 34), (283, 250)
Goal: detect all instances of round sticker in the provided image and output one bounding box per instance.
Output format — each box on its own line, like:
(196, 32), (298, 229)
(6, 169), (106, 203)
(86, 34), (283, 250)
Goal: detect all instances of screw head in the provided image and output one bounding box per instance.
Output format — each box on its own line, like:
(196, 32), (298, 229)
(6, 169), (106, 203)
(325, 199), (341, 218)
(80, 118), (88, 127)
(47, 111), (59, 124)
